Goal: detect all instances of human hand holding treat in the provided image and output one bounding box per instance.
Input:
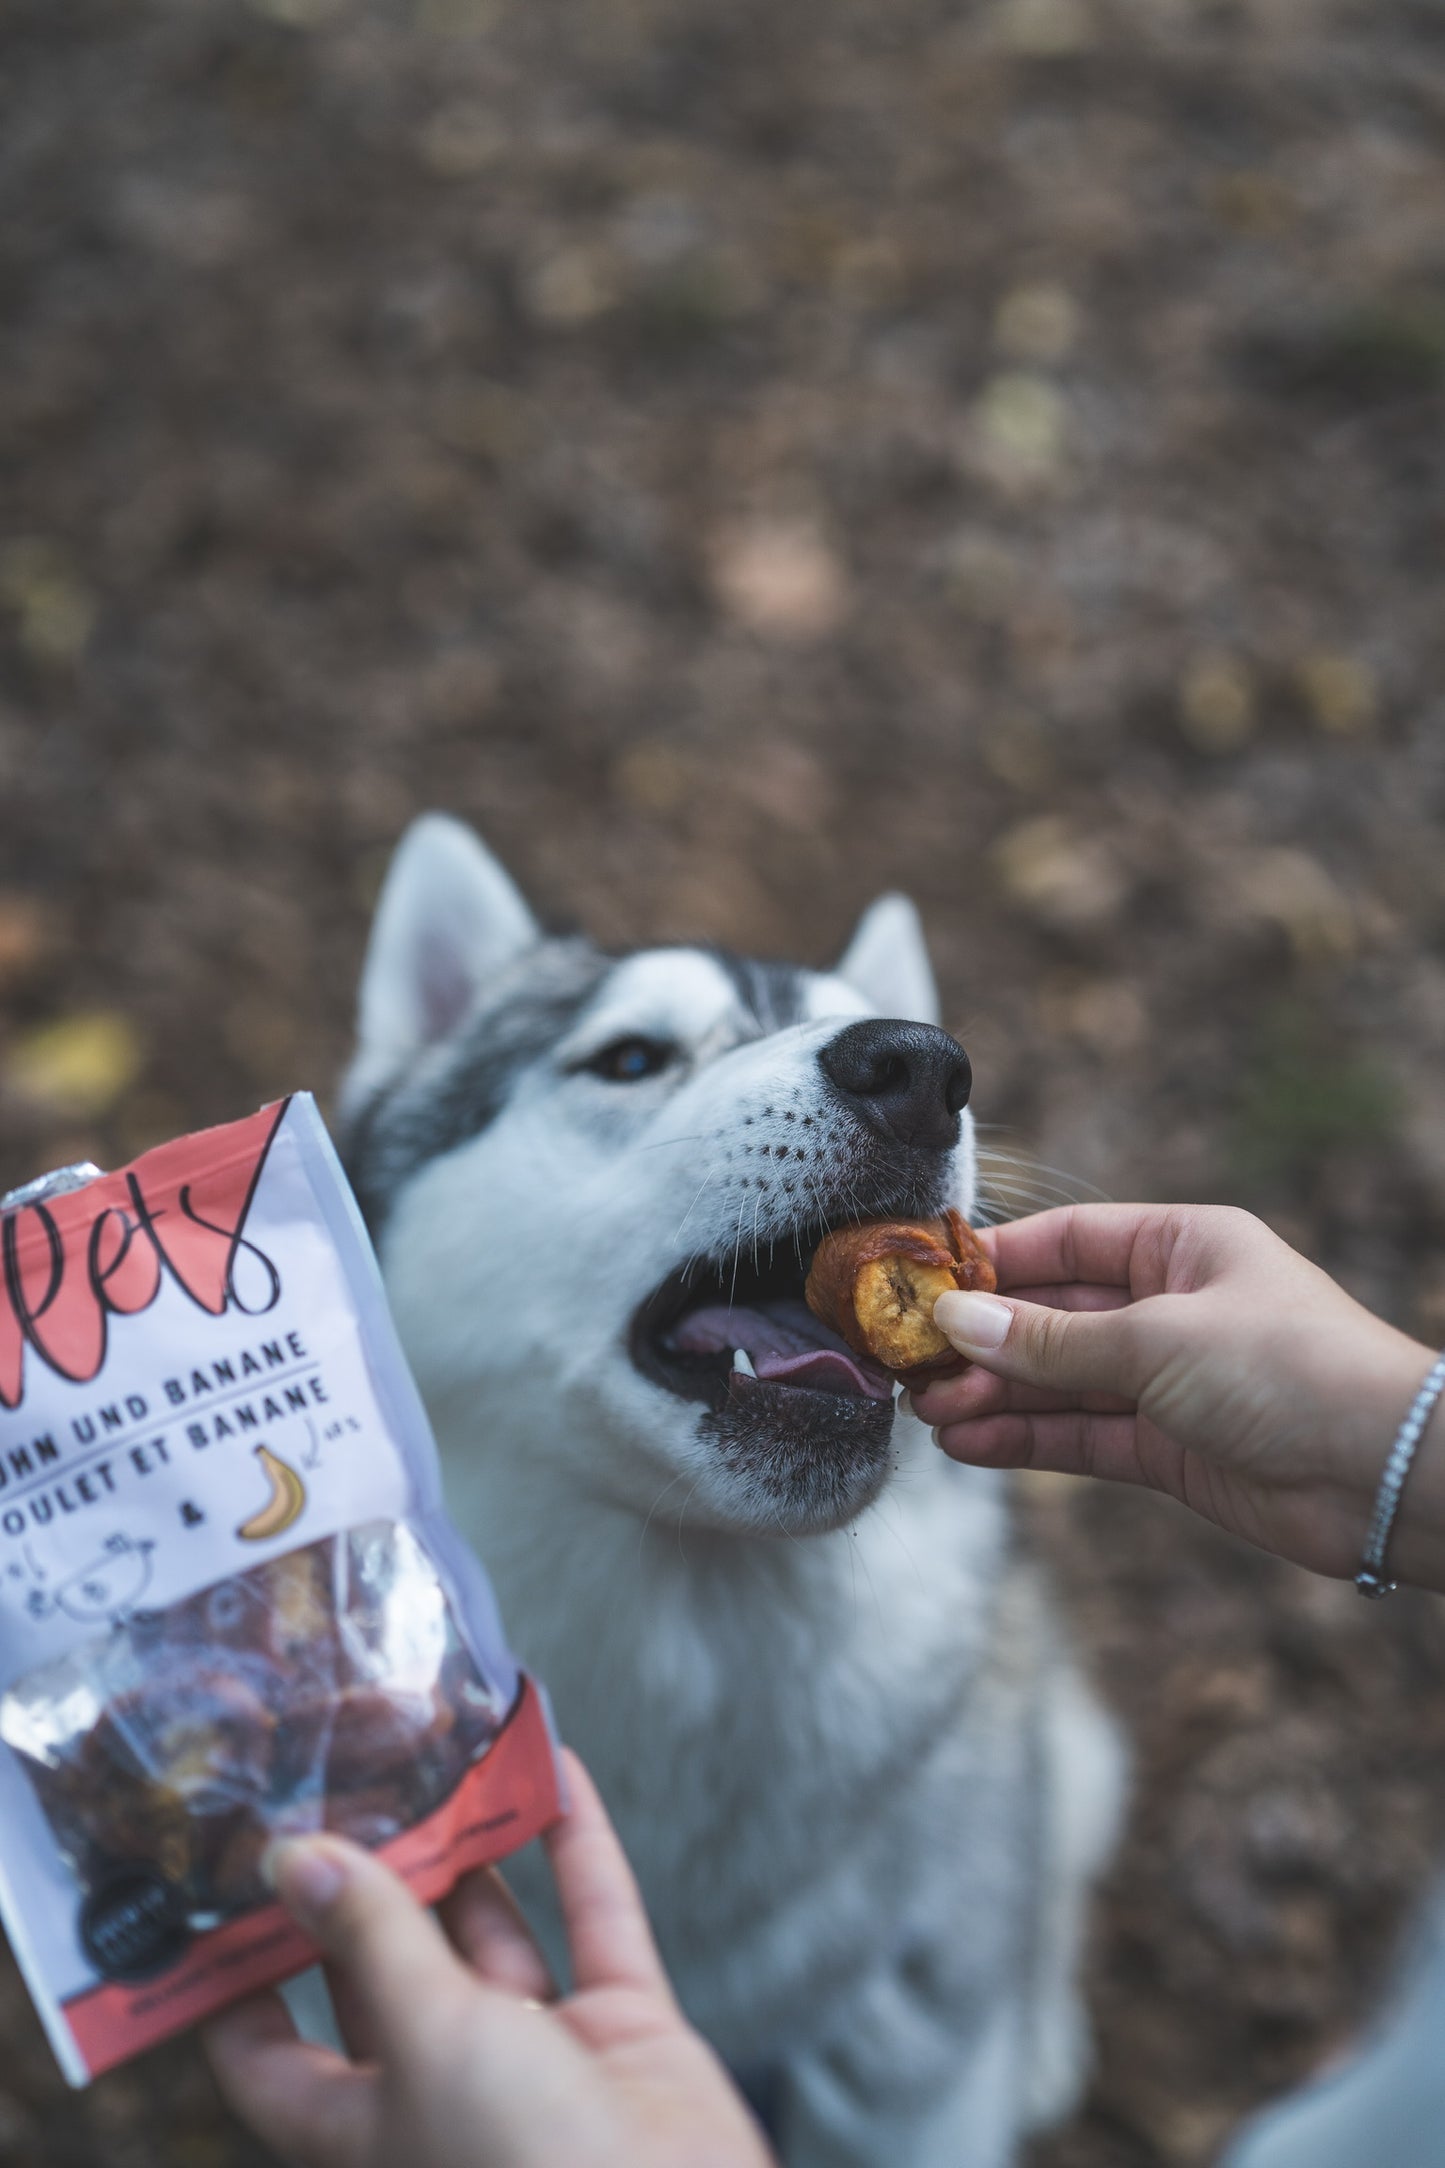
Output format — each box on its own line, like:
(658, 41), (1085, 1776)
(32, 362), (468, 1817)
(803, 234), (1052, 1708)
(204, 1750), (776, 2168)
(907, 1202), (1445, 1591)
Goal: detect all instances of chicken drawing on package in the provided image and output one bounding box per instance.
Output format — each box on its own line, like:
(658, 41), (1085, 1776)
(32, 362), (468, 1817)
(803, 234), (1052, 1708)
(0, 1095), (564, 2084)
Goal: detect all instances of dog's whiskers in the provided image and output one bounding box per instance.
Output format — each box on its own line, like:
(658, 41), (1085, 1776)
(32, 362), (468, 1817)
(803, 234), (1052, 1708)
(765, 1495), (800, 1545)
(978, 1174), (1106, 1218)
(671, 1166), (721, 1251)
(674, 1473), (706, 1563)
(845, 1516), (888, 1640)
(980, 1175), (1085, 1205)
(975, 1143), (1110, 1205)
(872, 1489), (924, 1583)
(975, 1140), (1110, 1230)
(640, 1470), (689, 1555)
(727, 1188), (748, 1309)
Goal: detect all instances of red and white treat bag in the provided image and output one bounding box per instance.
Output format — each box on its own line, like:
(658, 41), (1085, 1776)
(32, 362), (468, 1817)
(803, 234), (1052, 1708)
(0, 1095), (563, 2084)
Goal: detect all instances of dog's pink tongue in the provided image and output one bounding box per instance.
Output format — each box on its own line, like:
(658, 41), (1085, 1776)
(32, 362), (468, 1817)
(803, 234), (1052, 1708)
(669, 1299), (894, 1402)
(749, 1345), (890, 1398)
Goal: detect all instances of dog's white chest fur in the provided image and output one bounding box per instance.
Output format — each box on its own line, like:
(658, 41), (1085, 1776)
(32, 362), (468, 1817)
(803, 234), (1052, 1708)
(441, 1413), (1013, 2029)
(341, 817), (1125, 2168)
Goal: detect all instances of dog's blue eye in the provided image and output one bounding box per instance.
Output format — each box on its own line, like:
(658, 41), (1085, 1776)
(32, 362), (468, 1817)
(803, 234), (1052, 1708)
(582, 1036), (672, 1083)
(586, 1037), (669, 1082)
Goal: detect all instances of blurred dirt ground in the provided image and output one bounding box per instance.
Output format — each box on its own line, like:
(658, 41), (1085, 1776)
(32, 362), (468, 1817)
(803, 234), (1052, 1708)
(4, 0), (1445, 2159)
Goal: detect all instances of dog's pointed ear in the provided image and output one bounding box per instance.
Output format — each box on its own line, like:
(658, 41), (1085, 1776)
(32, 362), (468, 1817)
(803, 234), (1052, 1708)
(834, 894), (941, 1025)
(348, 816), (538, 1099)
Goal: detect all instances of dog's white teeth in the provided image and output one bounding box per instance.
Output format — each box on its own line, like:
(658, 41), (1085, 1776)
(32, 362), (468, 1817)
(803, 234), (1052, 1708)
(732, 1348), (757, 1378)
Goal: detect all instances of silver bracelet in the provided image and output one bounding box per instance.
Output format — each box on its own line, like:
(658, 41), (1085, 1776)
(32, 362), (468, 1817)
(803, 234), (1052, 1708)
(1356, 1349), (1445, 1597)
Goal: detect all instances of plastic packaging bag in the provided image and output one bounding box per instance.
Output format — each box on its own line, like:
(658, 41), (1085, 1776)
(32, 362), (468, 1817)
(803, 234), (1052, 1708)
(0, 1096), (562, 2083)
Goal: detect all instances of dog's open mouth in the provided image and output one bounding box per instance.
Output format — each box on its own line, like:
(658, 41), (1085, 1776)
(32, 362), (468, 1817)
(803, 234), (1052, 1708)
(630, 1229), (895, 1410)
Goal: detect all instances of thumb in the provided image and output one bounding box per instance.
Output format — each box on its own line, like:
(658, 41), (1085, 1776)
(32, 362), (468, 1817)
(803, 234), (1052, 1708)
(932, 1288), (1146, 1399)
(265, 1834), (471, 2065)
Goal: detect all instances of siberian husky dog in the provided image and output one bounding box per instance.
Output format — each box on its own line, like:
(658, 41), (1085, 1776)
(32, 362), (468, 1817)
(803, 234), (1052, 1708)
(338, 815), (1124, 2168)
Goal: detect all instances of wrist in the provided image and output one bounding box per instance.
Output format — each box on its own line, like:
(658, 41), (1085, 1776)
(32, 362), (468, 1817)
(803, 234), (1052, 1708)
(1350, 1335), (1445, 1593)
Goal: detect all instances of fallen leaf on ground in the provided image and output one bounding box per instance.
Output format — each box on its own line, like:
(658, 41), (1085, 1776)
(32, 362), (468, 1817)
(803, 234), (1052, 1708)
(990, 0), (1096, 55)
(614, 740), (692, 814)
(0, 540), (94, 667)
(1180, 652), (1256, 752)
(0, 897), (52, 985)
(1295, 651), (1377, 736)
(993, 282), (1078, 364)
(992, 816), (1127, 929)
(4, 1012), (143, 1116)
(708, 519), (847, 641)
(1223, 848), (1358, 965)
(525, 246), (620, 327)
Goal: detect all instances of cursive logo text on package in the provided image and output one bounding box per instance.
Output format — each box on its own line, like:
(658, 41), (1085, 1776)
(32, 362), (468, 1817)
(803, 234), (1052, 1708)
(0, 1104), (285, 1411)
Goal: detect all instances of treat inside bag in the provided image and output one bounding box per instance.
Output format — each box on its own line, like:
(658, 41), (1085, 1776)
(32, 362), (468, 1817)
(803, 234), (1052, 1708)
(0, 1096), (563, 2083)
(2, 1523), (510, 1925)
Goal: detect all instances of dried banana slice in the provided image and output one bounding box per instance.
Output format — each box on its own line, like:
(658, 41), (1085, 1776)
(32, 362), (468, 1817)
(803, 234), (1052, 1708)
(804, 1210), (996, 1375)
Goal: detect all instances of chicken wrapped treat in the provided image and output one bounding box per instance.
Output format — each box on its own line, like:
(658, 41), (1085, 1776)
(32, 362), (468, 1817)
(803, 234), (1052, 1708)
(804, 1210), (996, 1378)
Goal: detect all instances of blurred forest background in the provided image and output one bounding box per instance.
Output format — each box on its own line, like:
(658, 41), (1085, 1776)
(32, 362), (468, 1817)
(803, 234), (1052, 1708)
(4, 0), (1445, 2160)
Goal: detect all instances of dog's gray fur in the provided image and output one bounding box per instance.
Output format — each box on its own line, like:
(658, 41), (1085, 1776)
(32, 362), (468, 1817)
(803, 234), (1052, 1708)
(345, 940), (612, 1232)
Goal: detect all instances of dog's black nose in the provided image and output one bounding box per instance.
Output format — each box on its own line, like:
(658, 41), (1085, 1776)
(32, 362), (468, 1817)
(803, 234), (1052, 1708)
(818, 1019), (972, 1152)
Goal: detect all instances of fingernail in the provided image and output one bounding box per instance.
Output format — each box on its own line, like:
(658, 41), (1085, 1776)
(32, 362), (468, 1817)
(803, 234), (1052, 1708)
(933, 1290), (1012, 1349)
(262, 1838), (348, 1926)
(897, 1390), (913, 1418)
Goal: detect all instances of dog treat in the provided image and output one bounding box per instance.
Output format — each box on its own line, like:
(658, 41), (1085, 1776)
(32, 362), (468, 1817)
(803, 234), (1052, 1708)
(804, 1210), (997, 1375)
(5, 1527), (502, 1927)
(0, 1097), (564, 2086)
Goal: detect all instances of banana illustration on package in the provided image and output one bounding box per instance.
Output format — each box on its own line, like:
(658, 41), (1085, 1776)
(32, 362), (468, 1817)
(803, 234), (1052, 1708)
(235, 1444), (307, 1541)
